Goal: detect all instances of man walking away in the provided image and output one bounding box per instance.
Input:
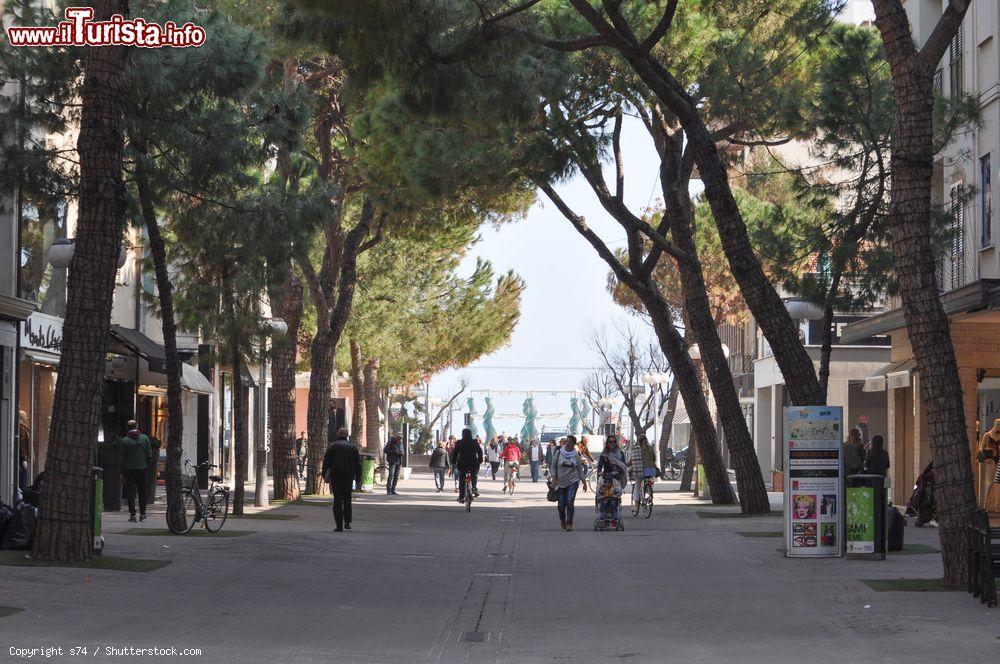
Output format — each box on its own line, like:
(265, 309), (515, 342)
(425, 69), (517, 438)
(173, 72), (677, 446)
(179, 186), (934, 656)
(295, 431), (307, 477)
(429, 441), (450, 492)
(384, 435), (405, 495)
(451, 428), (483, 503)
(322, 427), (362, 532)
(119, 420), (153, 522)
(527, 438), (543, 482)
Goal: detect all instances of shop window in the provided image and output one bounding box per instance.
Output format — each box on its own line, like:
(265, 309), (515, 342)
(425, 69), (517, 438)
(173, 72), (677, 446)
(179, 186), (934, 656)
(17, 360), (57, 484)
(19, 198), (69, 316)
(982, 154), (993, 248)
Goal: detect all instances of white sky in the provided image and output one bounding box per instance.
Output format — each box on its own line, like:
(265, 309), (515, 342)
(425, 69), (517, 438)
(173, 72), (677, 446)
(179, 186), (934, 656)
(432, 117), (686, 435)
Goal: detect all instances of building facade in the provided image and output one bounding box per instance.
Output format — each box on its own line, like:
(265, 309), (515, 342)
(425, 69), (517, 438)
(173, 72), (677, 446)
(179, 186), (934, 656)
(841, 0), (999, 507)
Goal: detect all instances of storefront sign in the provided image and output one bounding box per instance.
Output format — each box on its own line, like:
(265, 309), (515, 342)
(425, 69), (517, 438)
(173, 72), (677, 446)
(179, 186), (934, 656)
(20, 312), (63, 353)
(846, 487), (875, 554)
(784, 405), (843, 558)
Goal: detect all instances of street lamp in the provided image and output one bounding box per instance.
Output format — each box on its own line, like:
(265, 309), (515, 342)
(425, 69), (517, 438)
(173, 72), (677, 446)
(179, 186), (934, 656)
(47, 237), (128, 269)
(641, 373), (672, 461)
(255, 317), (287, 507)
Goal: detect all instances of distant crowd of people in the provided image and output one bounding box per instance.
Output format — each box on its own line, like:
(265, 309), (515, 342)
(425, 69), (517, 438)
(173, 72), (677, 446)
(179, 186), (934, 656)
(308, 425), (662, 533)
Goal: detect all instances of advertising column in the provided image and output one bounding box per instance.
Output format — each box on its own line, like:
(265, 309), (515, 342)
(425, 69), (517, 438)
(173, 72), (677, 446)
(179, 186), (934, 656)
(784, 406), (843, 558)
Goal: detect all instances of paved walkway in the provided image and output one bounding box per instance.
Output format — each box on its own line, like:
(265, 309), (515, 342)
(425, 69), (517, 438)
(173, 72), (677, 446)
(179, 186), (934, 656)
(0, 475), (995, 663)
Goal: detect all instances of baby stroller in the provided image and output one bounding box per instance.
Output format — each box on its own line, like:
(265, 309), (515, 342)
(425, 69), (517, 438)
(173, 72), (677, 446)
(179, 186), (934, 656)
(593, 471), (625, 531)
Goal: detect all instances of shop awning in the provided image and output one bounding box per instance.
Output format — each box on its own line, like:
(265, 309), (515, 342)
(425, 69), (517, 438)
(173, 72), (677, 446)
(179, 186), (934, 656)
(109, 325), (165, 361)
(238, 360), (257, 388)
(863, 358), (917, 392)
(138, 358), (215, 395)
(182, 363), (215, 395)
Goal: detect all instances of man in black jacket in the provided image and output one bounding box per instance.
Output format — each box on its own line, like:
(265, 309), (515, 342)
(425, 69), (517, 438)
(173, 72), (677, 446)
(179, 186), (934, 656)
(450, 428), (483, 503)
(321, 428), (362, 532)
(383, 435), (405, 495)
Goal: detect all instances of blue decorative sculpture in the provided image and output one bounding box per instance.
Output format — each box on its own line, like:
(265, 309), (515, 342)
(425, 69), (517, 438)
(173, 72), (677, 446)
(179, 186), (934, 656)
(568, 397), (582, 436)
(520, 397), (538, 441)
(580, 399), (594, 434)
(482, 396), (497, 442)
(466, 397), (479, 437)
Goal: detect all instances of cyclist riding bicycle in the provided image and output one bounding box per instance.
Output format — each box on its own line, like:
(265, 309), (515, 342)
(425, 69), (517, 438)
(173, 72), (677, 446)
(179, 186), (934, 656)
(500, 438), (522, 493)
(450, 428), (483, 503)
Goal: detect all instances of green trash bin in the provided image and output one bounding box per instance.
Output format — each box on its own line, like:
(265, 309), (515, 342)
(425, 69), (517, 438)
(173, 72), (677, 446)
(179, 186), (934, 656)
(846, 474), (886, 560)
(360, 454), (375, 493)
(92, 466), (105, 555)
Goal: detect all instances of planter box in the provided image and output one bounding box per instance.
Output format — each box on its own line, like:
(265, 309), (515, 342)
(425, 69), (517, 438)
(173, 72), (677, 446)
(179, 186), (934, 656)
(772, 471), (784, 493)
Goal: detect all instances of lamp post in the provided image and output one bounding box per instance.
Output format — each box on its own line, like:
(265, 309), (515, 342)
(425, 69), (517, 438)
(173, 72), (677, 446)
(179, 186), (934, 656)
(641, 372), (672, 461)
(255, 317), (287, 507)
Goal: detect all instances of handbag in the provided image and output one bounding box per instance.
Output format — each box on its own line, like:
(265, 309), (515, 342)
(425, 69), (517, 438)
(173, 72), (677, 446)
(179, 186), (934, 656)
(546, 483), (558, 502)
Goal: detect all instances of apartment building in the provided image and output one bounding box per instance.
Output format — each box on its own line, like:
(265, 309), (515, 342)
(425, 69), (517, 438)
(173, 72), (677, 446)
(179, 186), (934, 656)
(841, 0), (1000, 507)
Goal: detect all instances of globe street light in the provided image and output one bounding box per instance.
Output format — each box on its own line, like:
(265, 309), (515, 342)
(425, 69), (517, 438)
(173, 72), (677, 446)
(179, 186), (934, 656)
(46, 237), (128, 269)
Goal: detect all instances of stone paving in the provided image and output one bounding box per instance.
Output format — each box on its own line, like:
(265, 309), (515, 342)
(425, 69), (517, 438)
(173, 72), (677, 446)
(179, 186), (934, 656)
(0, 474), (997, 663)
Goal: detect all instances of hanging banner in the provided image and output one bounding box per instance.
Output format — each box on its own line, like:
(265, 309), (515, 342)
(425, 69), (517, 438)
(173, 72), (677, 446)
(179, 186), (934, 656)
(784, 406), (843, 558)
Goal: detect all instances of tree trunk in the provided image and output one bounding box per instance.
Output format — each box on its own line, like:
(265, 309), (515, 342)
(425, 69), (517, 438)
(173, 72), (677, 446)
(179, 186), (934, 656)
(134, 158), (185, 531)
(659, 130), (770, 513)
(32, 0), (128, 562)
(565, 4), (824, 406)
(305, 331), (334, 495)
(269, 272), (303, 500)
(538, 180), (734, 504)
(638, 285), (736, 504)
(873, 0), (977, 585)
(817, 304), (835, 401)
(349, 338), (366, 446)
(230, 340), (248, 515)
(364, 358), (382, 456)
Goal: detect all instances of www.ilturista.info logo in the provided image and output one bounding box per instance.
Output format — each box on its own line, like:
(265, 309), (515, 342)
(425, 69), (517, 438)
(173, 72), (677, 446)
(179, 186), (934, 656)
(6, 7), (205, 48)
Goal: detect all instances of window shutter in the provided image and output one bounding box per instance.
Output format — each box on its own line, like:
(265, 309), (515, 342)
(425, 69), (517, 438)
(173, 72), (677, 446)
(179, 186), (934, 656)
(950, 183), (966, 289)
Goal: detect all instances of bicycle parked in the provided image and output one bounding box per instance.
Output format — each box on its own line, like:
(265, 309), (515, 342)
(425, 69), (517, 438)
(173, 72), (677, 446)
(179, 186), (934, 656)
(166, 460), (229, 534)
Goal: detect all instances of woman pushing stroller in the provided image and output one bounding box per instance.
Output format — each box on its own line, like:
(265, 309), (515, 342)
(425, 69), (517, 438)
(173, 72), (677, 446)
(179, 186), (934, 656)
(595, 435), (629, 526)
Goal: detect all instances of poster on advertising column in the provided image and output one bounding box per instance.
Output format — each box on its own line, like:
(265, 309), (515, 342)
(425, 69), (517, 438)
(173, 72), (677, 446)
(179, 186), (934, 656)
(784, 406), (843, 558)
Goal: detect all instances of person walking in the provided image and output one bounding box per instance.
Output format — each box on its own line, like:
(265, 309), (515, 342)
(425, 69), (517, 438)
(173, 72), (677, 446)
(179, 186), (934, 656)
(429, 441), (451, 492)
(578, 435), (597, 476)
(119, 420), (153, 523)
(549, 435), (587, 530)
(321, 427), (362, 532)
(383, 435), (405, 495)
(451, 428), (483, 503)
(527, 438), (543, 482)
(446, 435), (459, 492)
(864, 435), (891, 477)
(295, 431), (307, 477)
(843, 428), (865, 477)
(486, 438), (501, 480)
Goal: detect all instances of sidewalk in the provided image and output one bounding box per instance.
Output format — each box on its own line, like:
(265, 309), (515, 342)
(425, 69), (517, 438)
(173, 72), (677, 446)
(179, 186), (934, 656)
(0, 474), (991, 663)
